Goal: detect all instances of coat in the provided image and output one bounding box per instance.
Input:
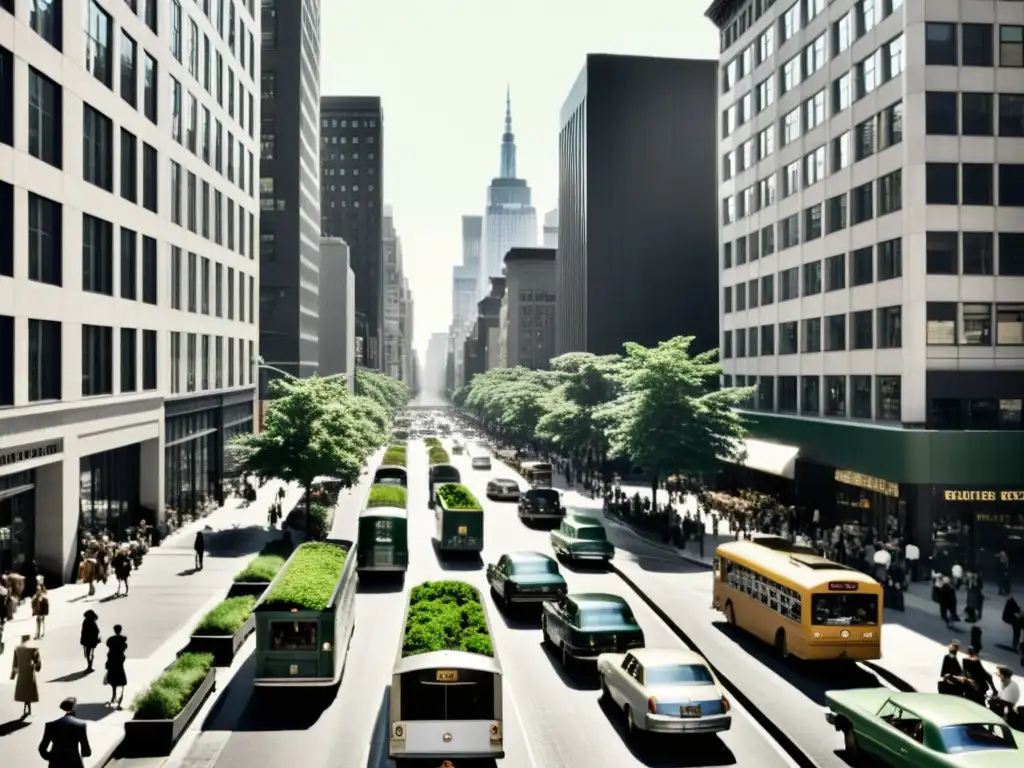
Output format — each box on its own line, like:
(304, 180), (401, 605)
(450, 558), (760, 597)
(105, 635), (128, 687)
(11, 643), (41, 703)
(39, 714), (92, 768)
(80, 618), (100, 649)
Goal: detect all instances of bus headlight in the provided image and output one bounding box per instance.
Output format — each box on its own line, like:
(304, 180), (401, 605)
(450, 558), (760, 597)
(322, 642), (332, 652)
(840, 630), (850, 639)
(862, 632), (873, 639)
(489, 722), (501, 740)
(392, 724), (405, 739)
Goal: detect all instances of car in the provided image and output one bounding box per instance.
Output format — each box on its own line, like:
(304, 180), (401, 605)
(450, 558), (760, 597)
(550, 515), (615, 565)
(451, 440), (465, 455)
(486, 478), (520, 501)
(518, 488), (563, 523)
(825, 688), (1024, 767)
(597, 648), (732, 740)
(542, 593), (644, 668)
(486, 551), (566, 604)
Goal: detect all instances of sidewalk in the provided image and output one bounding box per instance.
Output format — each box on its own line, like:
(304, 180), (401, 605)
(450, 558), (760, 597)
(0, 479), (301, 768)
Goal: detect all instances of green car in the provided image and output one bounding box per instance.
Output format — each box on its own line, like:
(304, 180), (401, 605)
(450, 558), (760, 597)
(825, 688), (1023, 767)
(550, 515), (615, 565)
(486, 551), (567, 604)
(542, 592), (645, 668)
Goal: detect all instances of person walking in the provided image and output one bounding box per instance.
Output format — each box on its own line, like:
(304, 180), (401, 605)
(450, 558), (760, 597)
(31, 580), (49, 639)
(104, 624), (128, 708)
(80, 610), (100, 672)
(38, 696), (92, 768)
(939, 576), (960, 626)
(112, 546), (132, 596)
(193, 531), (205, 571)
(10, 633), (41, 718)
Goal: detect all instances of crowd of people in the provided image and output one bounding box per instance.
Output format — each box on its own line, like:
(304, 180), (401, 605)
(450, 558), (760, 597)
(939, 639), (1021, 727)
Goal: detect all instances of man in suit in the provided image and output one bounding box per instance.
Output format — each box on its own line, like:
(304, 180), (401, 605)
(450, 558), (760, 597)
(38, 696), (91, 768)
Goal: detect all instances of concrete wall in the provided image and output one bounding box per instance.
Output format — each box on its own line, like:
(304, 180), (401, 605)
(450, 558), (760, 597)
(318, 238), (356, 390)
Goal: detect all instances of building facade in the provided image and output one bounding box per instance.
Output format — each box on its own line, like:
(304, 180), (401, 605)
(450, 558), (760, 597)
(556, 54), (720, 357)
(708, 0), (1024, 576)
(317, 237), (355, 390)
(319, 95), (383, 369)
(258, 0), (320, 393)
(425, 331), (447, 398)
(543, 207), (558, 247)
(0, 0), (259, 582)
(500, 247), (557, 369)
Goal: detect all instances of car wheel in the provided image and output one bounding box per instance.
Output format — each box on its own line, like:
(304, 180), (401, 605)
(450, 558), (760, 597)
(843, 724), (861, 762)
(775, 629), (789, 659)
(724, 601), (736, 626)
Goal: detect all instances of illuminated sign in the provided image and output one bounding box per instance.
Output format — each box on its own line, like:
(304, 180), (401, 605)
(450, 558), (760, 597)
(828, 582), (860, 592)
(436, 669), (458, 682)
(944, 490), (1024, 502)
(834, 470), (899, 498)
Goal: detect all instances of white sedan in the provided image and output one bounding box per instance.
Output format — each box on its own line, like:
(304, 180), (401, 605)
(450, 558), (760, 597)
(597, 648), (731, 739)
(485, 478), (520, 501)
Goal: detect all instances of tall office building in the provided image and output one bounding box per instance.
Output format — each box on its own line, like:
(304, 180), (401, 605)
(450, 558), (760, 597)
(382, 206), (414, 382)
(708, 0), (1024, 574)
(556, 54), (719, 356)
(452, 215), (481, 329)
(319, 96), (384, 369)
(425, 332), (448, 397)
(317, 237), (355, 391)
(543, 208), (559, 247)
(0, 0), (259, 581)
(258, 0), (321, 392)
(481, 88), (537, 297)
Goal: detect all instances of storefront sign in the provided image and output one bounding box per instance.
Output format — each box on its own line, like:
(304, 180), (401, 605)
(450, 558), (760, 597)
(0, 440), (62, 468)
(834, 469), (899, 498)
(943, 490), (1024, 502)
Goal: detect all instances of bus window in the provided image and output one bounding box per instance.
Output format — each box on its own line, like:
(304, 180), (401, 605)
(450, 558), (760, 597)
(270, 620), (318, 650)
(399, 669), (496, 720)
(374, 519), (394, 543)
(810, 593), (879, 626)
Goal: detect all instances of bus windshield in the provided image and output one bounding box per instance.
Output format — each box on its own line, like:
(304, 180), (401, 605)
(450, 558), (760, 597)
(270, 620), (318, 650)
(810, 593), (879, 626)
(399, 668), (496, 720)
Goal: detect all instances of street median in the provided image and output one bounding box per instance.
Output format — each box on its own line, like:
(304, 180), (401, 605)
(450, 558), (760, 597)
(184, 595), (258, 666)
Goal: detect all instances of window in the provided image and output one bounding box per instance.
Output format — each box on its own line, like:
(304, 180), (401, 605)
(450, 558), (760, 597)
(927, 302), (957, 344)
(142, 142), (157, 212)
(142, 236), (157, 304)
(876, 377), (900, 422)
(855, 116), (876, 160)
(28, 193), (62, 286)
(82, 324), (113, 396)
(925, 92), (957, 135)
(851, 246), (873, 286)
(831, 131), (850, 172)
(187, 251), (197, 312)
(142, 329), (157, 390)
(723, 330), (732, 359)
(963, 163), (994, 205)
(825, 376), (845, 417)
(186, 92), (197, 152)
(825, 194), (847, 234)
(734, 283), (745, 311)
(1000, 233), (1024, 276)
(804, 146), (825, 187)
(144, 0), (157, 32)
(825, 314), (846, 351)
(201, 106), (210, 163)
(876, 238), (901, 281)
(803, 260), (821, 295)
(852, 182), (873, 224)
(761, 274), (774, 305)
(82, 104), (113, 191)
(119, 227), (136, 300)
(215, 337), (223, 387)
(201, 179), (209, 236)
(82, 213), (112, 295)
(170, 160), (182, 223)
(926, 232), (958, 274)
(782, 107), (801, 146)
(851, 310), (873, 349)
(760, 325), (775, 355)
(201, 334), (209, 389)
(0, 47), (12, 150)
(143, 53), (157, 123)
(186, 171), (196, 231)
(780, 267), (799, 301)
(170, 331), (180, 393)
(961, 303), (992, 346)
(925, 22), (957, 66)
(832, 72), (851, 113)
(959, 232), (992, 276)
(119, 128), (136, 203)
(84, 0), (113, 87)
(171, 0), (182, 60)
(780, 214), (800, 249)
(804, 89), (825, 131)
(999, 94), (1024, 137)
(186, 332), (196, 391)
(826, 253), (845, 291)
(203, 34), (211, 91)
(961, 93), (992, 136)
(758, 377), (775, 411)
(802, 318), (821, 353)
(877, 170), (901, 216)
(852, 376), (871, 418)
(779, 322), (798, 354)
(879, 101), (903, 149)
(215, 262), (223, 316)
(120, 327), (137, 392)
(778, 376), (797, 413)
(201, 256), (210, 314)
(877, 306), (901, 349)
(29, 0), (62, 50)
(782, 3), (800, 42)
(188, 19), (199, 77)
(27, 318), (61, 402)
(804, 204), (822, 240)
(120, 31), (137, 106)
(170, 246), (182, 309)
(801, 376), (819, 416)
(1000, 25), (1024, 68)
(926, 163), (958, 204)
(962, 23), (993, 67)
(999, 164), (1024, 206)
(28, 69), (61, 168)
(997, 304), (1024, 345)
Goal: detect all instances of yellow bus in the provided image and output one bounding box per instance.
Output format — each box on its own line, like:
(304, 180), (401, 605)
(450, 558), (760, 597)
(712, 536), (883, 661)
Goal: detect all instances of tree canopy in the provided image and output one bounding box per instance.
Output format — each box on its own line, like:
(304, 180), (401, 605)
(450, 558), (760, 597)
(355, 368), (409, 414)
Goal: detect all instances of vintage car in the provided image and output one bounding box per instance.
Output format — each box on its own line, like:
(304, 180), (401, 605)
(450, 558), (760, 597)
(486, 551), (566, 604)
(550, 515), (615, 564)
(451, 440), (465, 455)
(597, 648), (732, 739)
(518, 487), (563, 523)
(486, 478), (520, 501)
(825, 688), (1023, 767)
(542, 592), (644, 667)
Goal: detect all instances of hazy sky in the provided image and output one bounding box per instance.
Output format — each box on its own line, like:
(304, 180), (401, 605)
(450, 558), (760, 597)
(321, 0), (720, 354)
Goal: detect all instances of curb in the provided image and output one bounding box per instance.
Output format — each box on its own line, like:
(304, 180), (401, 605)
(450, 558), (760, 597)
(602, 514), (715, 569)
(608, 562), (816, 768)
(860, 661), (916, 693)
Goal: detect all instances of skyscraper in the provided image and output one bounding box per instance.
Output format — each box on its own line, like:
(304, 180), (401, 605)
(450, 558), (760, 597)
(319, 96), (385, 368)
(259, 0), (322, 392)
(543, 208), (559, 247)
(481, 88), (537, 297)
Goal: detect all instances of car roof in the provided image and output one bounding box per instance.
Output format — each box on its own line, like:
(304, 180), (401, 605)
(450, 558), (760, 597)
(566, 515), (602, 527)
(628, 648), (707, 667)
(890, 692), (1005, 727)
(506, 550), (553, 563)
(570, 592), (628, 609)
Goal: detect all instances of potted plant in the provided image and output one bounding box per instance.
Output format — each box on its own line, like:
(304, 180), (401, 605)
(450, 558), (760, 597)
(185, 595), (257, 666)
(229, 539), (292, 598)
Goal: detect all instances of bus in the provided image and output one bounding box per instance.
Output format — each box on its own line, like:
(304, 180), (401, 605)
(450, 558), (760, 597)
(469, 443), (491, 470)
(356, 506), (408, 576)
(373, 465), (408, 487)
(712, 536), (883, 661)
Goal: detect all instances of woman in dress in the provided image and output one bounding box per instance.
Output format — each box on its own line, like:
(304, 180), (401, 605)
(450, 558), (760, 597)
(105, 624), (128, 708)
(112, 546), (132, 596)
(31, 580), (49, 639)
(81, 609), (101, 671)
(10, 634), (41, 718)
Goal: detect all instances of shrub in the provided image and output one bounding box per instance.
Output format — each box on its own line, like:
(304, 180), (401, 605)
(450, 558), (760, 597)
(402, 581), (493, 658)
(424, 437), (441, 448)
(308, 502), (334, 541)
(234, 554), (286, 583)
(263, 542), (347, 611)
(382, 445), (407, 467)
(435, 484), (481, 511)
(367, 484), (407, 509)
(193, 596), (256, 636)
(427, 446), (450, 465)
(132, 652), (214, 720)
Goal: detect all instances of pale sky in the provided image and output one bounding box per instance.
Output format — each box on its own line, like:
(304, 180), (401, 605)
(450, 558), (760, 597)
(321, 0), (720, 355)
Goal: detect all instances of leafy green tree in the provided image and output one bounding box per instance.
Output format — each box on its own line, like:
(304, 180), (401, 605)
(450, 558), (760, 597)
(537, 353), (621, 465)
(462, 368), (553, 444)
(355, 368), (409, 414)
(597, 336), (755, 509)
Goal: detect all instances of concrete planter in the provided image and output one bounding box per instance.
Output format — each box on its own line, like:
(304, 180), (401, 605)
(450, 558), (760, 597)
(185, 613), (256, 667)
(121, 667), (217, 757)
(227, 581), (269, 599)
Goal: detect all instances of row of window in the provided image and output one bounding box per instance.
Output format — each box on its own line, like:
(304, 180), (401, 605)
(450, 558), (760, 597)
(925, 162), (1024, 208)
(925, 231), (1024, 277)
(168, 248), (254, 323)
(168, 331), (253, 396)
(169, 158), (255, 258)
(924, 21), (1024, 69)
(724, 372), (903, 422)
(925, 91), (1024, 138)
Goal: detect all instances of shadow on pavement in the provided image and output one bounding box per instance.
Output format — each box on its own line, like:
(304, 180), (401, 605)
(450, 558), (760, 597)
(357, 574), (406, 594)
(0, 719), (30, 737)
(431, 542), (483, 571)
(48, 670), (93, 683)
(598, 694), (736, 767)
(556, 557), (612, 575)
(202, 525), (275, 556)
(176, 568), (201, 577)
(490, 595), (543, 631)
(223, 657), (337, 732)
(711, 623), (884, 706)
(538, 640), (600, 691)
(832, 748), (860, 767)
(629, 555), (705, 574)
(71, 702), (118, 721)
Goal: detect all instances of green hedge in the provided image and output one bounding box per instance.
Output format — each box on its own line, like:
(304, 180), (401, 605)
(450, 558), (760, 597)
(435, 484), (481, 511)
(367, 484), (407, 509)
(402, 581), (493, 658)
(382, 445), (407, 467)
(263, 542), (347, 611)
(424, 437), (441, 447)
(193, 595), (256, 636)
(428, 446), (450, 465)
(132, 652), (214, 720)
(234, 539), (293, 583)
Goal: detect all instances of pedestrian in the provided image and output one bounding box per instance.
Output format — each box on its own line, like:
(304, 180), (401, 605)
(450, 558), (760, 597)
(10, 633), (41, 718)
(194, 531), (205, 570)
(939, 576), (960, 626)
(997, 551), (1011, 596)
(961, 646), (995, 705)
(80, 610), (100, 671)
(965, 571), (984, 622)
(104, 624), (128, 708)
(38, 696), (92, 768)
(32, 579), (49, 639)
(938, 639), (968, 696)
(112, 546), (132, 596)
(990, 667), (1020, 722)
(1006, 597), (1023, 653)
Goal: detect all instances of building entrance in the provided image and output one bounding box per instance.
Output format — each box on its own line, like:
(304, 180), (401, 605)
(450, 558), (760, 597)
(0, 471), (36, 575)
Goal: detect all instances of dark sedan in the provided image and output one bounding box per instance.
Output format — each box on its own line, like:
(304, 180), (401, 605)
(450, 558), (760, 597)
(487, 551), (566, 604)
(542, 592), (645, 668)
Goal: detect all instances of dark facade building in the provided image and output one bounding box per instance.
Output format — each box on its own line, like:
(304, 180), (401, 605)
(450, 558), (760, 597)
(556, 54), (719, 357)
(259, 0), (322, 395)
(462, 278), (505, 385)
(319, 96), (384, 369)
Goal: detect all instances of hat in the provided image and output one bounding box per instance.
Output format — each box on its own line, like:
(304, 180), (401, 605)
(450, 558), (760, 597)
(949, 639), (960, 646)
(59, 697), (77, 712)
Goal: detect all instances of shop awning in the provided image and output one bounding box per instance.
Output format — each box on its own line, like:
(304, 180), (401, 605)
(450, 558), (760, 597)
(723, 438), (801, 480)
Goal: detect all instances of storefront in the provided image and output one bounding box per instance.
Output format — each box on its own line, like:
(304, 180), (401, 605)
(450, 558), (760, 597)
(0, 470), (36, 574)
(930, 487), (1024, 581)
(221, 401), (254, 490)
(832, 469), (905, 541)
(78, 445), (142, 541)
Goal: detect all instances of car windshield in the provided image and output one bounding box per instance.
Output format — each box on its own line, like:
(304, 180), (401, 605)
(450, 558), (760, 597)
(939, 723), (1017, 753)
(511, 560), (558, 576)
(575, 527), (607, 541)
(527, 490), (559, 503)
(810, 593), (879, 626)
(579, 606), (635, 628)
(645, 664), (715, 687)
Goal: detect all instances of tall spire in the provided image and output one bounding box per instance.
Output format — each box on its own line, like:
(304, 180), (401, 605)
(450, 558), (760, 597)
(499, 84), (517, 179)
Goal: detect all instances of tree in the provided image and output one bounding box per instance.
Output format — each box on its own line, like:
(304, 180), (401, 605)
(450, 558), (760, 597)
(597, 336), (756, 510)
(355, 368), (409, 415)
(537, 353), (621, 467)
(462, 368), (554, 445)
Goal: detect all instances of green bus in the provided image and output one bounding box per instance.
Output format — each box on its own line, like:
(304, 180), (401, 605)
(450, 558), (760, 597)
(253, 540), (356, 688)
(434, 483), (484, 553)
(356, 483), (409, 577)
(374, 465), (408, 487)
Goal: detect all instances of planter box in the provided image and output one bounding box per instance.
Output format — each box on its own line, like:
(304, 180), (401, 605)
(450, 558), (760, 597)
(121, 668), (217, 757)
(184, 613), (256, 667)
(228, 581), (269, 599)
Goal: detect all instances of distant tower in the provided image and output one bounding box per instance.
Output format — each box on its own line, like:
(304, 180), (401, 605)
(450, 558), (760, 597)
(500, 84), (516, 179)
